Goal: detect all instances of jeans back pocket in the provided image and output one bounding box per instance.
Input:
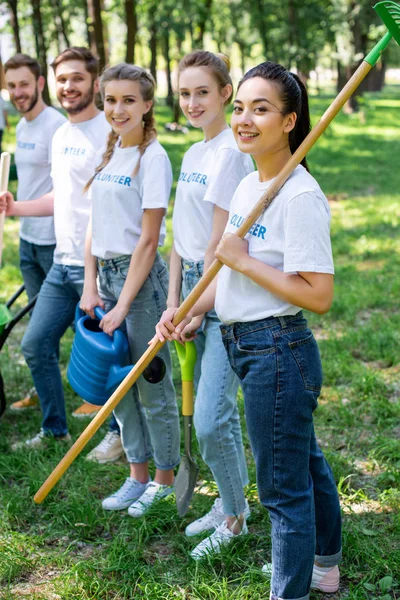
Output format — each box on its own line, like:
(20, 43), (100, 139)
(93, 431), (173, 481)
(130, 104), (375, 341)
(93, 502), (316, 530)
(288, 333), (323, 392)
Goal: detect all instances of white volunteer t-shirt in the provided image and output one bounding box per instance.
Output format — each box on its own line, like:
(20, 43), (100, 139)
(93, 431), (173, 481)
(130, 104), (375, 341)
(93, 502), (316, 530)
(51, 112), (110, 266)
(90, 139), (172, 259)
(15, 107), (66, 245)
(215, 165), (334, 324)
(173, 128), (254, 262)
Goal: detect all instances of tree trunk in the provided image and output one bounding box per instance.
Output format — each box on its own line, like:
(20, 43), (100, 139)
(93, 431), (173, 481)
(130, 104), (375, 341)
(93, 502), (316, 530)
(100, 0), (110, 65)
(57, 0), (70, 47)
(83, 0), (92, 48)
(49, 0), (70, 51)
(237, 41), (246, 76)
(255, 0), (268, 57)
(31, 0), (51, 105)
(125, 0), (137, 64)
(162, 29), (174, 109)
(87, 0), (106, 72)
(194, 0), (212, 47)
(149, 13), (157, 83)
(7, 0), (22, 53)
(365, 59), (386, 91)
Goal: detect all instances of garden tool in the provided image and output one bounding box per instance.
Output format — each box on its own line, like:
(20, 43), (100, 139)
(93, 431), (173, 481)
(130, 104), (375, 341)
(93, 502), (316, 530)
(0, 152), (10, 268)
(34, 1), (400, 504)
(174, 340), (198, 517)
(67, 305), (166, 406)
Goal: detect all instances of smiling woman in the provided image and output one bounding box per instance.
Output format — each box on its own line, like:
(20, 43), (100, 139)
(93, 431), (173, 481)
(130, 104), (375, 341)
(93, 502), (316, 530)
(80, 62), (180, 518)
(156, 50), (254, 560)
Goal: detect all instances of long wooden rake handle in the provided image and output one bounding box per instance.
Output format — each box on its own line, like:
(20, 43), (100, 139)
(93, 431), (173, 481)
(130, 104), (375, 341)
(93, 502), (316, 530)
(34, 49), (388, 504)
(0, 152), (11, 268)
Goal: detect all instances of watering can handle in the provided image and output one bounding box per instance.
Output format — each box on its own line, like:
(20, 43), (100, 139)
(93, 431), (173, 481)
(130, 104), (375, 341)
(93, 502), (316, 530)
(94, 306), (106, 320)
(174, 341), (197, 382)
(75, 303), (126, 351)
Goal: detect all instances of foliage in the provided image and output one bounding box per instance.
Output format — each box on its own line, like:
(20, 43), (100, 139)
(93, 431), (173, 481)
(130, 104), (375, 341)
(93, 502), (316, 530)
(0, 86), (399, 599)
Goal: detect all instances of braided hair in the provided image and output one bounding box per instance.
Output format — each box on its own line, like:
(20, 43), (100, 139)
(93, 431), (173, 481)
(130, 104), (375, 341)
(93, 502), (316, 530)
(84, 63), (157, 192)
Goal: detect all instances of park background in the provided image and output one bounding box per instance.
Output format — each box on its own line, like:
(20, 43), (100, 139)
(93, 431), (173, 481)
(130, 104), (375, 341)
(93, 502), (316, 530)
(0, 0), (400, 598)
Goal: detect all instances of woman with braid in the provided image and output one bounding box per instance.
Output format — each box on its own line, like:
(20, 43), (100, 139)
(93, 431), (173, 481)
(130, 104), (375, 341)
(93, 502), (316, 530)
(80, 63), (180, 516)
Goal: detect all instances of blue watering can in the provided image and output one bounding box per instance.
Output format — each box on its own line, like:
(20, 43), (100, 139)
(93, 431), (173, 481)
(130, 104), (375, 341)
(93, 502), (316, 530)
(67, 305), (165, 406)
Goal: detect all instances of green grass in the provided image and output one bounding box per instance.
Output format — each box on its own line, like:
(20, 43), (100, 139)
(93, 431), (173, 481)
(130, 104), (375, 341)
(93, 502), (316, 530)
(0, 87), (399, 599)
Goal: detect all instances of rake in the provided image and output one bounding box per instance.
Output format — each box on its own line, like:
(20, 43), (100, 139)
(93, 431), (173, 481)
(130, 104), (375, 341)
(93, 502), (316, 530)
(34, 1), (400, 504)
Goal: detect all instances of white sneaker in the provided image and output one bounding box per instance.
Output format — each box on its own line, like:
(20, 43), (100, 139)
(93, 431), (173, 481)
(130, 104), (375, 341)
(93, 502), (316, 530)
(102, 477), (150, 511)
(11, 428), (71, 451)
(190, 519), (248, 560)
(86, 431), (124, 464)
(127, 481), (174, 517)
(185, 497), (251, 537)
(262, 563), (340, 594)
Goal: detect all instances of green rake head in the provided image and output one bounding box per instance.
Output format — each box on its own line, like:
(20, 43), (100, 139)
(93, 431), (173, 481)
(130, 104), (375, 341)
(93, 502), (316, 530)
(364, 2), (400, 65)
(374, 1), (400, 46)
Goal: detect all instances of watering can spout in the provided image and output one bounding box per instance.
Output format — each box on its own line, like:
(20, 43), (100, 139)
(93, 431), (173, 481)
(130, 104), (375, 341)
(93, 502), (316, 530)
(107, 365), (132, 393)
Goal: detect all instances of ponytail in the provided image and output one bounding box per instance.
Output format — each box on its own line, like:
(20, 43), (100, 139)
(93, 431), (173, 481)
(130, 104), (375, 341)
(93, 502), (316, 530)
(288, 73), (311, 171)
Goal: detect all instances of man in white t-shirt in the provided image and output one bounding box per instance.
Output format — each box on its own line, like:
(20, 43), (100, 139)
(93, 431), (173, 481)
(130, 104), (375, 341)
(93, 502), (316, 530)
(0, 48), (111, 449)
(4, 54), (66, 412)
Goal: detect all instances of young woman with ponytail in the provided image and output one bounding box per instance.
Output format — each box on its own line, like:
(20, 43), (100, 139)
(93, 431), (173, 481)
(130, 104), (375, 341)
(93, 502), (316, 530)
(80, 63), (180, 516)
(157, 50), (254, 559)
(156, 61), (342, 597)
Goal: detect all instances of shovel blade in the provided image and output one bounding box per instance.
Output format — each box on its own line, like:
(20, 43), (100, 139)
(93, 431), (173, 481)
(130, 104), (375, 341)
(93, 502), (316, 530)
(175, 454), (199, 517)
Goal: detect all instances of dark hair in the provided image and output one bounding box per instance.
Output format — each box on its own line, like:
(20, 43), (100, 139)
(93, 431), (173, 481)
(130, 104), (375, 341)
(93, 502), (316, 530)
(51, 47), (98, 80)
(4, 54), (41, 80)
(178, 50), (233, 105)
(84, 63), (157, 192)
(239, 62), (311, 170)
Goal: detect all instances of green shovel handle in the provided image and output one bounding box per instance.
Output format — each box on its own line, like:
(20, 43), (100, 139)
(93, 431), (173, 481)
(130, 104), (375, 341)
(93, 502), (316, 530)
(174, 340), (197, 382)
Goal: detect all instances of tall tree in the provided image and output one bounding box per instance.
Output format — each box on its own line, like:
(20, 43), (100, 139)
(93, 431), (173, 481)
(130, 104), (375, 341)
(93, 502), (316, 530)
(49, 0), (70, 53)
(193, 0), (213, 47)
(6, 0), (22, 53)
(125, 0), (138, 64)
(31, 0), (51, 104)
(87, 0), (106, 71)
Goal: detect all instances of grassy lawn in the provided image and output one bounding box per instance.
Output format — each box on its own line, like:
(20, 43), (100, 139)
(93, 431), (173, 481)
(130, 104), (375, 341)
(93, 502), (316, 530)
(0, 87), (399, 599)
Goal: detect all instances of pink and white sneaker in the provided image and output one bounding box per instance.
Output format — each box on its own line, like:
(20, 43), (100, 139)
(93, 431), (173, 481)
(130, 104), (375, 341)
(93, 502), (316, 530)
(262, 563), (340, 594)
(311, 564), (340, 593)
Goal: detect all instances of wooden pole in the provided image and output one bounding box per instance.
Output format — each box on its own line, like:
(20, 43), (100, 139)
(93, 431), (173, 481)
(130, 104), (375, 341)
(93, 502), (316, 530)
(0, 152), (11, 268)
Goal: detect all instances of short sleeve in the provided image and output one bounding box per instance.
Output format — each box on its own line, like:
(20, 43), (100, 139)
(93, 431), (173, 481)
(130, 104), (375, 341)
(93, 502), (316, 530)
(141, 153), (172, 210)
(47, 113), (67, 163)
(204, 148), (250, 212)
(284, 192), (334, 274)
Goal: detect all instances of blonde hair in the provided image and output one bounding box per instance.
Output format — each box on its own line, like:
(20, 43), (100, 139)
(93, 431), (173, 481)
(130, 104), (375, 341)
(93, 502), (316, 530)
(178, 50), (233, 105)
(84, 63), (157, 192)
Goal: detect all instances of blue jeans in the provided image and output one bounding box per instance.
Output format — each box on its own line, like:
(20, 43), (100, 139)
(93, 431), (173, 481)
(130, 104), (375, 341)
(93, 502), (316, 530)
(19, 238), (56, 302)
(182, 260), (249, 516)
(97, 253), (180, 470)
(221, 313), (342, 600)
(21, 263), (84, 436)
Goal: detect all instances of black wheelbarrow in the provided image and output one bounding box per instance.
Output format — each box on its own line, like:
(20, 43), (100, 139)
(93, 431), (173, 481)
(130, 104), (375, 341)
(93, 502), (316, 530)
(0, 285), (37, 417)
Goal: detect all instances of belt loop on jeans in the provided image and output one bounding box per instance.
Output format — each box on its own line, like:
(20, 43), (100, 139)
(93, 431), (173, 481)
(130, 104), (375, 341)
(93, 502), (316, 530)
(278, 316), (287, 328)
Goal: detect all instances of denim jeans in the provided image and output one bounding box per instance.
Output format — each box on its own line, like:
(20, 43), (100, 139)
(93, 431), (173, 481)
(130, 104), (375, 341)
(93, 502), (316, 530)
(19, 238), (56, 302)
(21, 263), (84, 436)
(182, 260), (249, 516)
(97, 253), (180, 470)
(221, 313), (342, 600)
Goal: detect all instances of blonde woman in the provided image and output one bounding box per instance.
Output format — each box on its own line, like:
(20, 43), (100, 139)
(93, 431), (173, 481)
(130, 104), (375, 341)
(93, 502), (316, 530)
(80, 63), (179, 516)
